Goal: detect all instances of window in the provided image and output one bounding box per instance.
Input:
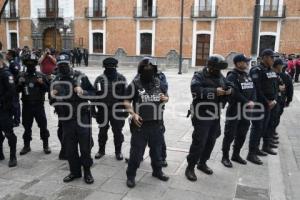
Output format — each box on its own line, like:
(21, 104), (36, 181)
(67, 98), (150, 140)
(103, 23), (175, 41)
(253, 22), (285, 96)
(9, 0), (16, 17)
(93, 0), (103, 17)
(142, 0), (153, 17)
(140, 33), (152, 55)
(10, 33), (18, 49)
(46, 0), (58, 17)
(264, 0), (279, 11)
(199, 0), (212, 11)
(93, 33), (103, 53)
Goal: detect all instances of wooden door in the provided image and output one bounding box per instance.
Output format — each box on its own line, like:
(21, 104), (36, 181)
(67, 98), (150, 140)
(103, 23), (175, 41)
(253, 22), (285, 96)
(43, 28), (62, 50)
(196, 34), (210, 66)
(259, 35), (276, 55)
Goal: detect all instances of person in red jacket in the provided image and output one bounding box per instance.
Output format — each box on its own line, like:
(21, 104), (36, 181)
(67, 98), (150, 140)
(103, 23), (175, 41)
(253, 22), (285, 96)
(295, 55), (300, 83)
(287, 55), (295, 81)
(38, 48), (57, 77)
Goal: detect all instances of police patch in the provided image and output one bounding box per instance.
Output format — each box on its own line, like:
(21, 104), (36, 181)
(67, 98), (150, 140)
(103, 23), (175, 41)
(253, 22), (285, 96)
(8, 76), (14, 84)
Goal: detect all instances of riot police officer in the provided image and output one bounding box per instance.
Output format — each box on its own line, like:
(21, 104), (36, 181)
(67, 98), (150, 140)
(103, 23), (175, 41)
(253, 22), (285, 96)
(136, 57), (169, 167)
(6, 49), (21, 127)
(17, 52), (51, 155)
(50, 54), (95, 184)
(125, 59), (170, 188)
(93, 57), (127, 160)
(185, 55), (233, 181)
(269, 59), (293, 146)
(221, 54), (256, 168)
(247, 49), (278, 165)
(0, 53), (17, 167)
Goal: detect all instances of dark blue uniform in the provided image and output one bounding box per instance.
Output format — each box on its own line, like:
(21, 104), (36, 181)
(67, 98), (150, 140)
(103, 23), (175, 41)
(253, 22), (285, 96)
(269, 72), (293, 140)
(17, 70), (50, 147)
(93, 72), (127, 157)
(222, 69), (256, 158)
(187, 68), (232, 168)
(126, 77), (166, 180)
(51, 70), (95, 177)
(0, 67), (17, 165)
(249, 63), (278, 154)
(8, 59), (21, 126)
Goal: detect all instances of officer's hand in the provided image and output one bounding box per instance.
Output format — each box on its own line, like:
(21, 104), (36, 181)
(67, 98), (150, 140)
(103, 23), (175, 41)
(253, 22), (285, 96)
(247, 101), (255, 109)
(225, 88), (232, 96)
(160, 94), (169, 102)
(268, 100), (277, 110)
(74, 86), (84, 96)
(132, 113), (143, 127)
(279, 84), (286, 92)
(216, 87), (226, 96)
(37, 78), (44, 85)
(50, 90), (58, 97)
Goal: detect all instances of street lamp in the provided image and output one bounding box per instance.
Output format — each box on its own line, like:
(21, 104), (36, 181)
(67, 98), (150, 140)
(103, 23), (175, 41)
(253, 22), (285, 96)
(178, 0), (184, 75)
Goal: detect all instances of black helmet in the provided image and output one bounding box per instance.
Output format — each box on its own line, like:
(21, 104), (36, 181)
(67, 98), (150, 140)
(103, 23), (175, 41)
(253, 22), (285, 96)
(22, 51), (38, 67)
(207, 54), (228, 70)
(138, 57), (158, 74)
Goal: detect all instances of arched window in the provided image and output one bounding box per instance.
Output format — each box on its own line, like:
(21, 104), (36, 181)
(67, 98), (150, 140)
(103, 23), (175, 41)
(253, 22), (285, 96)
(93, 33), (103, 53)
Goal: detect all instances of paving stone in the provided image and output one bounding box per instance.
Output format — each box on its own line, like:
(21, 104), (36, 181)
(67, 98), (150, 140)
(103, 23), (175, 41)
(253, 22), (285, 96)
(235, 185), (269, 200)
(55, 186), (93, 200)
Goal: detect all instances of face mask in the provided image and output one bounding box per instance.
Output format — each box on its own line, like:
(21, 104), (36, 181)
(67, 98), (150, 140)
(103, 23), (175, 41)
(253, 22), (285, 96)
(141, 69), (154, 83)
(104, 67), (117, 75)
(59, 65), (71, 75)
(208, 68), (221, 77)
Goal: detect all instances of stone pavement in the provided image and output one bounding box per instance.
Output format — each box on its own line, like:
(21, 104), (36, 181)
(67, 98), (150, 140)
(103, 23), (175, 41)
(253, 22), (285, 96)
(0, 66), (300, 200)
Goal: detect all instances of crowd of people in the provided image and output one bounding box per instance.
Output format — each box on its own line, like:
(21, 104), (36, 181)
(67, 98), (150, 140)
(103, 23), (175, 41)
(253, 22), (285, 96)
(0, 46), (295, 188)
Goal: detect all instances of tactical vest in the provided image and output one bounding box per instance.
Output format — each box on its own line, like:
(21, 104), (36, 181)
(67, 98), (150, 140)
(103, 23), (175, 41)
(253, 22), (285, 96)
(20, 72), (46, 103)
(230, 70), (254, 100)
(134, 78), (163, 122)
(95, 73), (124, 107)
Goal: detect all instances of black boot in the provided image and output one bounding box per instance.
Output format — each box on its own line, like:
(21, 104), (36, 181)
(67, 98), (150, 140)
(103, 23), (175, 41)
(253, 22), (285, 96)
(127, 177), (136, 188)
(63, 174), (82, 183)
(115, 145), (123, 161)
(0, 144), (4, 160)
(9, 145), (17, 167)
(152, 171), (169, 182)
(269, 143), (278, 149)
(43, 139), (52, 154)
(20, 141), (31, 155)
(221, 151), (233, 168)
(83, 168), (94, 184)
(197, 163), (213, 175)
(247, 153), (263, 165)
(262, 143), (277, 155)
(256, 149), (268, 157)
(231, 150), (247, 165)
(271, 139), (279, 145)
(95, 147), (105, 159)
(185, 165), (197, 181)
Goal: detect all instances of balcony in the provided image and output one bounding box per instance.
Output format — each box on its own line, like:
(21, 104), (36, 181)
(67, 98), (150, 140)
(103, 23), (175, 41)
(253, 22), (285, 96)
(1, 10), (19, 20)
(134, 6), (157, 18)
(37, 8), (63, 20)
(191, 5), (218, 18)
(85, 7), (107, 19)
(260, 4), (286, 18)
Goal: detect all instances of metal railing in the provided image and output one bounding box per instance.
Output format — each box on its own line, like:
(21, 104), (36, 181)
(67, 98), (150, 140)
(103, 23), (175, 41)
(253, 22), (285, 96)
(191, 5), (218, 18)
(37, 8), (64, 19)
(261, 4), (286, 18)
(1, 10), (19, 19)
(134, 6), (158, 18)
(85, 7), (107, 18)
